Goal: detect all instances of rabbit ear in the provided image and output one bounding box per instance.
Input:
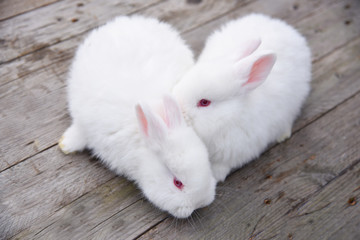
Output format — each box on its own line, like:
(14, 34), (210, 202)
(237, 53), (276, 92)
(163, 94), (184, 129)
(136, 103), (167, 142)
(237, 37), (262, 60)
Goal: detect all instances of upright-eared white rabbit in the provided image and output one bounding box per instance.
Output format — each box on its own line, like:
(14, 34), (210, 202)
(59, 16), (216, 218)
(173, 14), (312, 182)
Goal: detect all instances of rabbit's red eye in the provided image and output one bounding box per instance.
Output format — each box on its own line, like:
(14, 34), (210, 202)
(197, 99), (211, 107)
(173, 177), (184, 190)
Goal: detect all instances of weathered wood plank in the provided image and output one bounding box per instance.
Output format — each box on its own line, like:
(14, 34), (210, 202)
(0, 0), (60, 21)
(1, 0), (345, 88)
(0, 0), (252, 64)
(298, 0), (360, 61)
(0, 0), (164, 64)
(0, 39), (77, 172)
(294, 36), (360, 131)
(85, 200), (166, 240)
(0, 147), (115, 239)
(1, 36), (75, 87)
(8, 166), (167, 240)
(140, 0), (251, 33)
(184, 0), (359, 57)
(137, 85), (360, 239)
(327, 214), (360, 240)
(0, 0), (252, 87)
(266, 160), (360, 240)
(10, 178), (149, 240)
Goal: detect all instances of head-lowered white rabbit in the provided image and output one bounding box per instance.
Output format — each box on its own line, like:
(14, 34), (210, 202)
(59, 15), (216, 218)
(173, 14), (312, 182)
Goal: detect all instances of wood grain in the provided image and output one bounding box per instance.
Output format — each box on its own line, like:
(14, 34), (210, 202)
(0, 0), (252, 64)
(0, 0), (164, 64)
(139, 0), (251, 33)
(270, 160), (360, 240)
(184, 0), (360, 57)
(294, 36), (360, 131)
(0, 0), (60, 21)
(11, 178), (155, 240)
(0, 147), (114, 239)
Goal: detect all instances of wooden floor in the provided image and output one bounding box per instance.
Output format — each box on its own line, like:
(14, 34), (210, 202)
(1, 0), (360, 239)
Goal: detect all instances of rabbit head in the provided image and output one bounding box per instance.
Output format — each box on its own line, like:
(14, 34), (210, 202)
(173, 39), (276, 142)
(135, 95), (216, 218)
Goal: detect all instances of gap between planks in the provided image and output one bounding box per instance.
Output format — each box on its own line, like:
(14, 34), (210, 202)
(0, 0), (61, 22)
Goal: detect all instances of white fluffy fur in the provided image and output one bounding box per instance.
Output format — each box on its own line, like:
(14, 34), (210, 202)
(59, 15), (216, 218)
(173, 14), (312, 182)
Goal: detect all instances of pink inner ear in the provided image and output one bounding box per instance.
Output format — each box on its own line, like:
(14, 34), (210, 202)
(245, 54), (276, 87)
(163, 94), (182, 129)
(136, 105), (148, 136)
(163, 114), (170, 128)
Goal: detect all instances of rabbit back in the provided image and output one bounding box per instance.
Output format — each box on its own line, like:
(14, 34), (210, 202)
(66, 16), (194, 175)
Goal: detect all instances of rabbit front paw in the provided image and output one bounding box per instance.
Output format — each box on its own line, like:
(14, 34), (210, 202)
(59, 124), (86, 154)
(277, 128), (292, 143)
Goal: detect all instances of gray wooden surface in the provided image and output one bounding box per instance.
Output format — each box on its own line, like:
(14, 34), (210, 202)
(1, 0), (359, 239)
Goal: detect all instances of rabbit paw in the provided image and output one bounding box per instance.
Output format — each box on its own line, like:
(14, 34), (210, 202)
(58, 124), (86, 154)
(277, 128), (292, 143)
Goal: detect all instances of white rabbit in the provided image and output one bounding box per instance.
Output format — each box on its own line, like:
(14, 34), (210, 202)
(59, 16), (216, 218)
(173, 13), (312, 182)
